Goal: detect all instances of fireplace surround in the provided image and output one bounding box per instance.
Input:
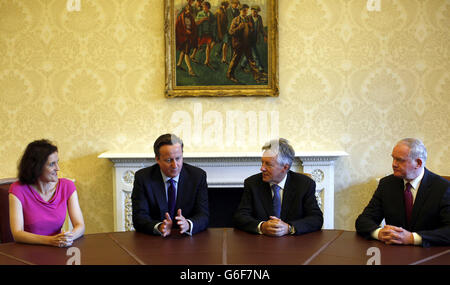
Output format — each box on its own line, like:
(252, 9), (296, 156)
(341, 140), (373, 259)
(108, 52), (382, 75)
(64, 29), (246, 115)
(99, 151), (347, 231)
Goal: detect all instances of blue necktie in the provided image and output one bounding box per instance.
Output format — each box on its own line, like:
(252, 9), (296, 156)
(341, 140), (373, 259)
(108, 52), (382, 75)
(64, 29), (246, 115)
(167, 179), (176, 220)
(272, 184), (281, 218)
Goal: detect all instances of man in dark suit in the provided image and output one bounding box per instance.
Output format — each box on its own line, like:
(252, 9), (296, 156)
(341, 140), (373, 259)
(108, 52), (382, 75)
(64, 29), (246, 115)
(355, 138), (450, 247)
(226, 4), (264, 83)
(233, 138), (323, 236)
(131, 134), (209, 236)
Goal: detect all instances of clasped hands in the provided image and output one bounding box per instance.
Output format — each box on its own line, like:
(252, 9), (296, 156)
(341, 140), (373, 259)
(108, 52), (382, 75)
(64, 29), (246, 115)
(378, 225), (414, 245)
(49, 231), (74, 247)
(261, 216), (290, 237)
(158, 209), (190, 237)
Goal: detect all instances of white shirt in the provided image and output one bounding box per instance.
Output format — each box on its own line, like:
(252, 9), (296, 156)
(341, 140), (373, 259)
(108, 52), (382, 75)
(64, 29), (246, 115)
(406, 167), (425, 203)
(153, 171), (193, 236)
(257, 174), (295, 234)
(160, 171), (180, 201)
(269, 174), (287, 202)
(372, 168), (425, 245)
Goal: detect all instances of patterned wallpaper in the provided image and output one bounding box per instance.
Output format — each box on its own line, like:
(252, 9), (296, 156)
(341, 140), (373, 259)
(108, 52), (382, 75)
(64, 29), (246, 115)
(0, 0), (448, 233)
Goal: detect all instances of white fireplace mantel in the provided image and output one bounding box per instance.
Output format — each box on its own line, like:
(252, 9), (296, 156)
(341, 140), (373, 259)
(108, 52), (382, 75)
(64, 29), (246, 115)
(99, 151), (348, 231)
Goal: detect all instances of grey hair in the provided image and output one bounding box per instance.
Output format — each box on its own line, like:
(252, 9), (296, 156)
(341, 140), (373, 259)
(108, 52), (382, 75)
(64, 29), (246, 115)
(397, 138), (427, 164)
(262, 138), (295, 168)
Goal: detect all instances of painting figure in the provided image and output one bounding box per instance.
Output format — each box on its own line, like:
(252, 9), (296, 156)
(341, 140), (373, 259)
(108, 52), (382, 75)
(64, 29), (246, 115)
(188, 0), (204, 62)
(215, 1), (229, 64)
(223, 0), (240, 64)
(240, 5), (267, 77)
(226, 4), (265, 83)
(176, 4), (198, 77)
(195, 2), (217, 70)
(192, 0), (204, 16)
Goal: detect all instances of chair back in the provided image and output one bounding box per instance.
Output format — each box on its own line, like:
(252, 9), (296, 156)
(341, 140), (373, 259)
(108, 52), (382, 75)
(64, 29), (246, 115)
(0, 178), (16, 243)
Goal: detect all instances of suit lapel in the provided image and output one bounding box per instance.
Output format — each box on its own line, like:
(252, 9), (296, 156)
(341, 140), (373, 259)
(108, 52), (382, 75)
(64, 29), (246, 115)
(176, 166), (186, 211)
(411, 169), (432, 228)
(391, 177), (408, 227)
(280, 172), (294, 220)
(260, 172), (293, 219)
(260, 180), (273, 217)
(150, 165), (169, 215)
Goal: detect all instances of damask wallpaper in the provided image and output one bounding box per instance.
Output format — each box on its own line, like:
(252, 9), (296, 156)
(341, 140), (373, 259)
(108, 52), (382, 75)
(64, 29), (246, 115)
(0, 0), (448, 233)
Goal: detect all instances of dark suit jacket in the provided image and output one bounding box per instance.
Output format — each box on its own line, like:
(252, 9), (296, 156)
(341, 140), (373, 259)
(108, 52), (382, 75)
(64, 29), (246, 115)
(131, 163), (209, 235)
(233, 171), (323, 235)
(355, 168), (450, 247)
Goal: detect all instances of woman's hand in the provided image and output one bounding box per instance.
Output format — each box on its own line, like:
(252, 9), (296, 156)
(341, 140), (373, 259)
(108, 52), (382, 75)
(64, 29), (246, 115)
(48, 231), (74, 247)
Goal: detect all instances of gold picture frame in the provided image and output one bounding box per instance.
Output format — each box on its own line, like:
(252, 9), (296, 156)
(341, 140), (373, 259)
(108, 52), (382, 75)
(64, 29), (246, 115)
(165, 0), (279, 97)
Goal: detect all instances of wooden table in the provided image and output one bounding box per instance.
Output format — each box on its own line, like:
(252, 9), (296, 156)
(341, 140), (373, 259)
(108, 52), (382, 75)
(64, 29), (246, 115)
(0, 228), (449, 265)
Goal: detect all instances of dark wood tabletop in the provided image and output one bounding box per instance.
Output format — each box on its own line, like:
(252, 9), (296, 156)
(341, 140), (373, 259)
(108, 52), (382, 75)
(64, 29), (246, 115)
(226, 228), (342, 265)
(307, 231), (450, 265)
(0, 228), (449, 265)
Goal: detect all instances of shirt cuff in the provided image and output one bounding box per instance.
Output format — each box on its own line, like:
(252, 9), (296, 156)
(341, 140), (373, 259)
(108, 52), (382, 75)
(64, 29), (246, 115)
(184, 219), (193, 236)
(412, 232), (422, 245)
(153, 222), (163, 235)
(371, 228), (381, 240)
(257, 221), (264, 234)
(372, 227), (422, 245)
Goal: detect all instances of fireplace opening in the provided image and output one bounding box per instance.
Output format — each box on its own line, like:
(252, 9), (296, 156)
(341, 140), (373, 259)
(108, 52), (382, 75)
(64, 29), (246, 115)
(207, 188), (243, 228)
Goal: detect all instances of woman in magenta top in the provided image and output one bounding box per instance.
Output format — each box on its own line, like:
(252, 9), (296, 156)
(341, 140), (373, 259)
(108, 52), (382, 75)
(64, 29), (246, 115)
(9, 139), (85, 247)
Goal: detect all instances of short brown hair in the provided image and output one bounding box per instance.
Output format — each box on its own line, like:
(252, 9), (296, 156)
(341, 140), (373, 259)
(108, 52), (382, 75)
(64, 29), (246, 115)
(153, 134), (184, 158)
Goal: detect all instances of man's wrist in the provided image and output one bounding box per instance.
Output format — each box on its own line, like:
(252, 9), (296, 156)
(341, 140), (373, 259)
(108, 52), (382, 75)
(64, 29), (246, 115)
(154, 222), (163, 235)
(185, 219), (193, 236)
(257, 221), (264, 234)
(287, 224), (295, 235)
(372, 228), (382, 240)
(412, 232), (422, 245)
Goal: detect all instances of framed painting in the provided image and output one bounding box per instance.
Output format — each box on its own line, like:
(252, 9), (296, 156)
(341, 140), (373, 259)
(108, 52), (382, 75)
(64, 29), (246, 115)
(165, 0), (279, 97)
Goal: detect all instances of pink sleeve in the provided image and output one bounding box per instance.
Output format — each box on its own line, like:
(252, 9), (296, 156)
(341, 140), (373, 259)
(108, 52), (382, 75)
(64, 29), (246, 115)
(60, 178), (76, 198)
(8, 182), (25, 204)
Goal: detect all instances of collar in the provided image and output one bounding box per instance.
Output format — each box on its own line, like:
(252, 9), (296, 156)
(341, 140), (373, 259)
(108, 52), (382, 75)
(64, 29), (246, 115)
(271, 172), (288, 190)
(160, 170), (180, 185)
(404, 168), (425, 190)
